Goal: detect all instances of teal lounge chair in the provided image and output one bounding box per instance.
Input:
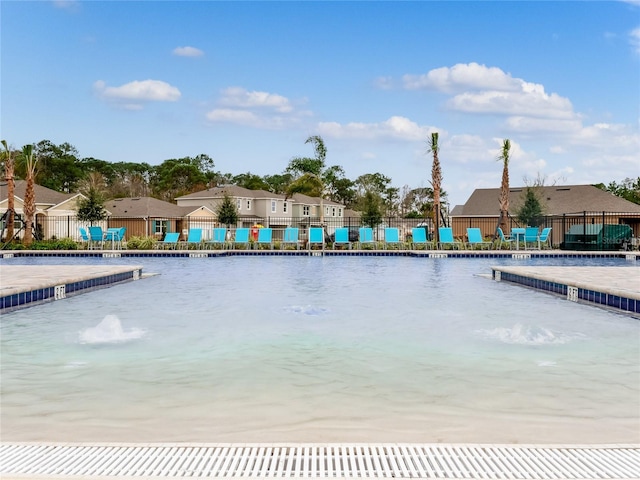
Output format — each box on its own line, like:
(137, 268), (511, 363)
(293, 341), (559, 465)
(207, 227), (228, 249)
(255, 228), (273, 250)
(496, 227), (514, 249)
(282, 227), (300, 250)
(438, 227), (462, 250)
(157, 232), (180, 249)
(358, 227), (375, 249)
(383, 227), (402, 250)
(233, 228), (250, 249)
(538, 227), (552, 249)
(411, 227), (430, 250)
(183, 228), (203, 249)
(524, 227), (539, 250)
(308, 227), (324, 250)
(333, 227), (351, 250)
(79, 227), (92, 249)
(88, 226), (104, 249)
(466, 228), (491, 249)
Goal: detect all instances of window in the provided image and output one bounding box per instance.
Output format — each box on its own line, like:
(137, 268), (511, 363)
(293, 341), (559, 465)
(236, 199), (242, 210)
(325, 207), (330, 215)
(271, 200), (277, 213)
(153, 220), (168, 235)
(246, 200), (251, 210)
(283, 202), (288, 213)
(303, 205), (310, 216)
(331, 207), (336, 217)
(338, 208), (343, 217)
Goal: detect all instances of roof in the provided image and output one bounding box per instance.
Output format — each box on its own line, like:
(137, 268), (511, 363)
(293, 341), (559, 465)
(454, 184), (640, 216)
(106, 197), (195, 217)
(0, 180), (77, 206)
(176, 185), (286, 200)
(291, 193), (343, 207)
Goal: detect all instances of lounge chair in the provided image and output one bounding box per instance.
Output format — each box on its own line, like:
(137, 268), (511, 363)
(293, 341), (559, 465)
(255, 227), (273, 250)
(438, 227), (463, 249)
(232, 228), (250, 249)
(411, 227), (431, 250)
(282, 227), (300, 250)
(183, 228), (203, 249)
(538, 227), (552, 249)
(466, 228), (492, 250)
(79, 227), (91, 249)
(358, 227), (375, 249)
(207, 227), (228, 249)
(156, 232), (180, 249)
(333, 227), (351, 250)
(383, 227), (402, 250)
(496, 227), (514, 249)
(88, 226), (104, 249)
(308, 227), (325, 250)
(524, 227), (539, 250)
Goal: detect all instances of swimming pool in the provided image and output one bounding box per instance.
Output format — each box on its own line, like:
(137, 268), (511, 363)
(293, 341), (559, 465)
(1, 256), (638, 444)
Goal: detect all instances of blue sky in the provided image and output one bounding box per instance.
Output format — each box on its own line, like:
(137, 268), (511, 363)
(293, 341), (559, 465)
(2, 1), (639, 207)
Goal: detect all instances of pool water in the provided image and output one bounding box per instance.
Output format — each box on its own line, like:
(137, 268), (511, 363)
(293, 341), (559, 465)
(1, 256), (639, 443)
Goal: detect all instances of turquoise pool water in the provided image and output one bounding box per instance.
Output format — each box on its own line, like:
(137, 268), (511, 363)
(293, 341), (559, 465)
(1, 256), (639, 443)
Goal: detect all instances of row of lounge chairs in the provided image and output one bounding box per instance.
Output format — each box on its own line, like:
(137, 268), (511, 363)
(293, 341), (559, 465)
(154, 226), (552, 250)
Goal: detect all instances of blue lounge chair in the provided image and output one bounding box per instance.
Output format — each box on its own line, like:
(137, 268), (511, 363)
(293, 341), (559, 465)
(438, 227), (462, 249)
(358, 227), (375, 249)
(383, 227), (402, 250)
(255, 227), (273, 250)
(537, 227), (552, 249)
(466, 228), (491, 250)
(207, 227), (228, 249)
(411, 227), (431, 250)
(183, 228), (203, 249)
(79, 227), (91, 249)
(496, 227), (514, 249)
(333, 227), (351, 250)
(233, 228), (250, 249)
(156, 232), (180, 249)
(282, 227), (300, 250)
(524, 227), (539, 250)
(88, 226), (104, 249)
(308, 227), (325, 250)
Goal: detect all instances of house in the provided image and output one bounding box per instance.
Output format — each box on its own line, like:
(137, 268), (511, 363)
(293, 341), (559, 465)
(106, 197), (216, 240)
(0, 180), (86, 241)
(289, 193), (345, 231)
(451, 184), (640, 242)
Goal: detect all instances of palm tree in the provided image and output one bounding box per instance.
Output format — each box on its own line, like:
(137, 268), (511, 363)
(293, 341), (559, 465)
(286, 135), (327, 224)
(497, 139), (511, 234)
(21, 144), (38, 246)
(1, 140), (16, 243)
(427, 132), (442, 245)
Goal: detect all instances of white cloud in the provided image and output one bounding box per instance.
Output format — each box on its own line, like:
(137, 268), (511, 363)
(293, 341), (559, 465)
(172, 46), (204, 57)
(52, 1), (80, 11)
(219, 87), (293, 113)
(317, 116), (433, 141)
(630, 27), (640, 54)
(373, 76), (394, 90)
(403, 63), (521, 93)
(206, 109), (261, 126)
(93, 79), (181, 108)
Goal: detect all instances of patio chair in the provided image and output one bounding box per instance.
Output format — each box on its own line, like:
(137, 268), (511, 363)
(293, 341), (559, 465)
(510, 228), (526, 249)
(105, 227), (126, 249)
(207, 227), (228, 249)
(79, 227), (91, 249)
(358, 227), (376, 249)
(182, 228), (203, 249)
(232, 228), (250, 249)
(524, 227), (539, 250)
(466, 228), (492, 250)
(537, 227), (552, 249)
(411, 227), (431, 250)
(308, 227), (325, 250)
(88, 226), (104, 249)
(156, 232), (180, 249)
(496, 227), (514, 249)
(438, 227), (463, 250)
(255, 227), (273, 250)
(282, 227), (300, 250)
(333, 227), (351, 250)
(383, 227), (402, 250)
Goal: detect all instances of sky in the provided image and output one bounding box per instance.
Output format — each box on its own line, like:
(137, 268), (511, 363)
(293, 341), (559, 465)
(1, 0), (639, 207)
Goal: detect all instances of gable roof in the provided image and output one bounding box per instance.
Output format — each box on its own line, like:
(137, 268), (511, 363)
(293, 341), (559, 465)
(455, 184), (640, 216)
(106, 197), (195, 217)
(291, 193), (343, 207)
(176, 185), (286, 201)
(0, 180), (77, 207)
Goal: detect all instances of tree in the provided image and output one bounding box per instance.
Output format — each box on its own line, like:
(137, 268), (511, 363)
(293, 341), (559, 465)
(497, 139), (511, 234)
(515, 187), (543, 226)
(33, 140), (83, 192)
(360, 191), (382, 229)
(20, 144), (38, 246)
(76, 173), (108, 225)
(594, 177), (640, 205)
(1, 140), (16, 242)
(216, 193), (238, 227)
(427, 132), (442, 244)
(232, 172), (270, 191)
(150, 156), (213, 201)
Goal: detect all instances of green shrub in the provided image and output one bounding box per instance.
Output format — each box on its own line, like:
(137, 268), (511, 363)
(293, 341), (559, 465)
(126, 236), (156, 250)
